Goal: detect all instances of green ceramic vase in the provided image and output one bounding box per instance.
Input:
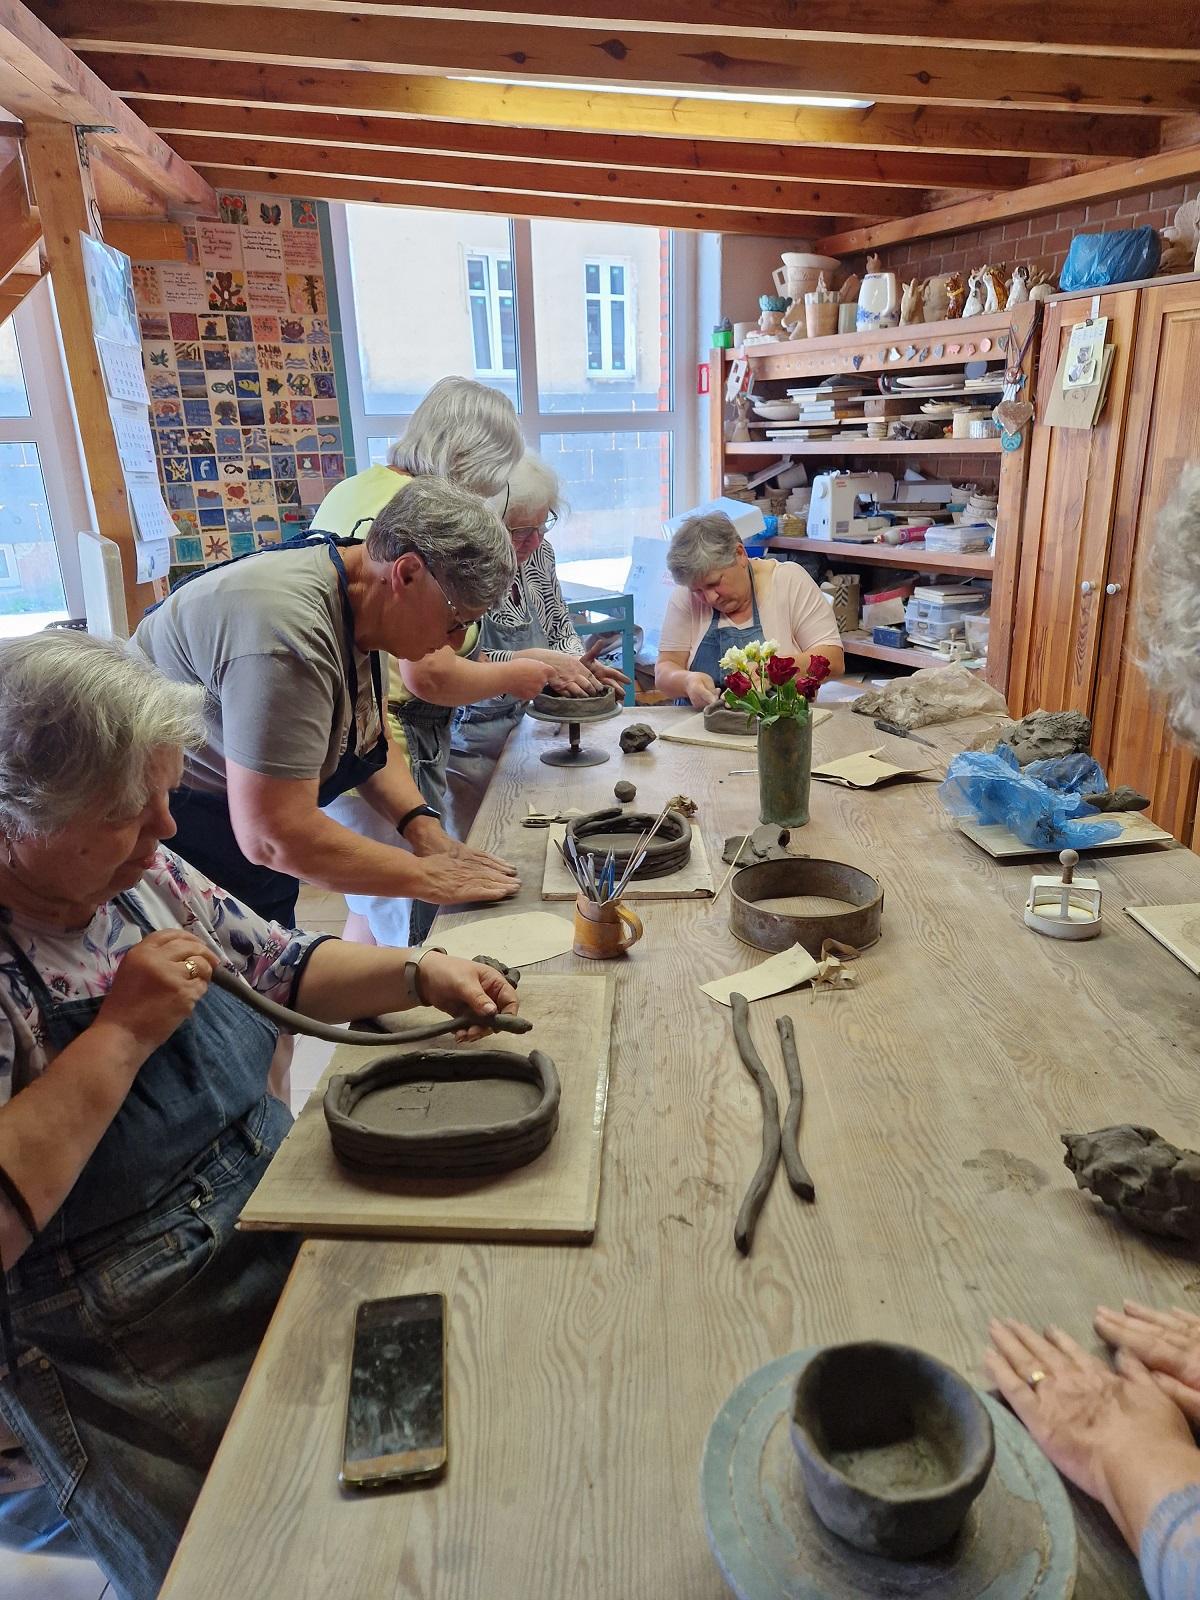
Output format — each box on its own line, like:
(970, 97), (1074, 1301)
(757, 713), (812, 827)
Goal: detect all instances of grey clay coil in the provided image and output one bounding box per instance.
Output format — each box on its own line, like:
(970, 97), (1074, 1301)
(565, 806), (692, 881)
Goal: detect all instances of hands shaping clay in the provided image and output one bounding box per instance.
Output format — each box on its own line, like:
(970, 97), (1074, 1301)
(531, 687), (618, 721)
(703, 704), (757, 737)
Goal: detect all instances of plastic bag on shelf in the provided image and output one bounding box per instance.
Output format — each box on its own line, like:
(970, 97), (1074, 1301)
(1023, 753), (1107, 795)
(1059, 226), (1161, 292)
(939, 745), (1121, 850)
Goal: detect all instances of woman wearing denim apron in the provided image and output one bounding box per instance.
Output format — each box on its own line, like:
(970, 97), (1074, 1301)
(654, 509), (843, 708)
(0, 634), (519, 1599)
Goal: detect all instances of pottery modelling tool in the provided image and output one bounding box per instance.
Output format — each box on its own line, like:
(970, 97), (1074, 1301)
(209, 966), (531, 1046)
(729, 993), (782, 1255)
(873, 718), (937, 749)
(713, 831), (753, 900)
(1024, 849), (1102, 940)
(775, 1017), (816, 1202)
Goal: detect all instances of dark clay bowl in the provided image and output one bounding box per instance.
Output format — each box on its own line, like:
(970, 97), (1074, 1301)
(789, 1342), (995, 1560)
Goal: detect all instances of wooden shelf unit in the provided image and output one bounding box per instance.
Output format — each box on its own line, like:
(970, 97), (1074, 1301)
(840, 633), (937, 668)
(709, 304), (1038, 692)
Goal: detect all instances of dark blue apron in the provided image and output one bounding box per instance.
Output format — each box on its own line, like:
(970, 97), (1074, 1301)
(686, 566), (765, 689)
(163, 534), (387, 927)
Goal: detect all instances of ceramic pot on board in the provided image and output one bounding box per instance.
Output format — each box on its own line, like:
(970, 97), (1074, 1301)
(790, 1341), (996, 1560)
(773, 251), (841, 301)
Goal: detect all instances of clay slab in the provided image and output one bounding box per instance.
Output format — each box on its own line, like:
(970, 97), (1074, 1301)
(956, 811), (1173, 860)
(239, 974), (615, 1241)
(1126, 903), (1200, 976)
(542, 823), (714, 901)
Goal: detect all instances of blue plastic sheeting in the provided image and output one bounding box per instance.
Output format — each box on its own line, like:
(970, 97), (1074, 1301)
(1059, 226), (1161, 292)
(940, 746), (1121, 850)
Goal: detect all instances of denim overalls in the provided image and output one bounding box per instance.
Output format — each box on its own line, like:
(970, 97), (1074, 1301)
(442, 576), (549, 853)
(688, 567), (765, 687)
(165, 533), (388, 927)
(0, 892), (298, 1600)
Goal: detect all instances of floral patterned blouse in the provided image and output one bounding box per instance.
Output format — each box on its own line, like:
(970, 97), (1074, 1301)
(0, 845), (330, 1106)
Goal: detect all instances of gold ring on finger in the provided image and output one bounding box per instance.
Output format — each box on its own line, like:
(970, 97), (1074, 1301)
(184, 957), (200, 980)
(1027, 1369), (1047, 1390)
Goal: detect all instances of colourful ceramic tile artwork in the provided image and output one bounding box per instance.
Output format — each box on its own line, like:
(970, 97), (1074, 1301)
(132, 191), (347, 567)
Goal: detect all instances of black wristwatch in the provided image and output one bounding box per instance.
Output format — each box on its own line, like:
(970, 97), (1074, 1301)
(396, 803), (441, 837)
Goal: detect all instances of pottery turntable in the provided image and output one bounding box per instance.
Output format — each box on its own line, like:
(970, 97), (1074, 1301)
(527, 686), (621, 767)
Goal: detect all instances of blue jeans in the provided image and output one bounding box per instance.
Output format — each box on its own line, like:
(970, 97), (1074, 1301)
(0, 1095), (298, 1600)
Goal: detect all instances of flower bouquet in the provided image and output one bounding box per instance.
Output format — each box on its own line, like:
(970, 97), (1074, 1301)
(719, 641), (830, 826)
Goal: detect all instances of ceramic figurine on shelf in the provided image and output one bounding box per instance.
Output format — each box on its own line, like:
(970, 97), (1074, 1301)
(961, 270), (985, 318)
(944, 272), (966, 318)
(982, 266), (1007, 315)
(758, 294), (789, 338)
(1028, 265), (1057, 303)
(899, 278), (926, 325)
(727, 391), (753, 443)
(865, 252), (883, 275)
(1006, 265), (1030, 307)
(922, 274), (951, 322)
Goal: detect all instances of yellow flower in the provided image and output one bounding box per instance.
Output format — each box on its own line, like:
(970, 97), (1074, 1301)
(719, 645), (748, 672)
(742, 641), (762, 663)
(760, 639), (779, 659)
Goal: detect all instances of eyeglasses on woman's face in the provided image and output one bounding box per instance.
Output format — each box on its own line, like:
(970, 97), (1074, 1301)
(427, 565), (470, 640)
(508, 508), (558, 541)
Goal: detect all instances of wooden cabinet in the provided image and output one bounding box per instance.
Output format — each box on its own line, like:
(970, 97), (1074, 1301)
(1013, 273), (1200, 841)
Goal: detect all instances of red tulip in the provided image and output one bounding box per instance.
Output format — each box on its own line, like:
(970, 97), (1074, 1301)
(797, 675), (820, 700)
(808, 654), (831, 683)
(766, 654), (798, 686)
(724, 670), (752, 697)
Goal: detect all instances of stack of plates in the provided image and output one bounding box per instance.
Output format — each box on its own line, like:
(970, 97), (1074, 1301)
(895, 374), (958, 391)
(752, 400), (801, 422)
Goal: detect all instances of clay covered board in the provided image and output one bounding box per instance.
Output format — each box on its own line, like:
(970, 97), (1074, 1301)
(541, 823), (715, 901)
(660, 706), (831, 754)
(812, 749), (936, 789)
(957, 811), (1173, 860)
(1126, 904), (1200, 977)
(238, 973), (614, 1241)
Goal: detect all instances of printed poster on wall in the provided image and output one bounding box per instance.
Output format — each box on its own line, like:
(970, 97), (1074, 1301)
(80, 233), (140, 349)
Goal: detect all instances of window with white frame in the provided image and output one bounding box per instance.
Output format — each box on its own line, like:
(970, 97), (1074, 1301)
(584, 257), (634, 381)
(465, 250), (517, 377)
(335, 207), (698, 591)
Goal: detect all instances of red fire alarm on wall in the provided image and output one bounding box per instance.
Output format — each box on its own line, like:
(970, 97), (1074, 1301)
(697, 364), (710, 396)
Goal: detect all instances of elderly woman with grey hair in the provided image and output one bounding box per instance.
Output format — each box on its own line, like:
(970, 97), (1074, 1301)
(0, 633), (518, 1598)
(134, 474), (521, 932)
(982, 464), (1200, 1600)
(655, 509), (843, 708)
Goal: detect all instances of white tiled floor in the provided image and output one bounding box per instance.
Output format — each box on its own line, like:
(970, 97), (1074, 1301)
(0, 887), (346, 1596)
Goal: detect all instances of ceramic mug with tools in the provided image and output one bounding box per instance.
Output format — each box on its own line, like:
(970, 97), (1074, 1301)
(573, 892), (644, 959)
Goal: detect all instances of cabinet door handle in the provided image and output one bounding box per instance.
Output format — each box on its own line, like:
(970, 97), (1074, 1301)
(1080, 580), (1095, 595)
(1105, 582), (1122, 596)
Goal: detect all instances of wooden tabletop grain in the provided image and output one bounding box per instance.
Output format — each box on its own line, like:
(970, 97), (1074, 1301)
(161, 705), (1200, 1599)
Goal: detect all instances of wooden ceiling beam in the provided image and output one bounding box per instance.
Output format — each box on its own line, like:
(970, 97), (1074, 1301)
(194, 162), (835, 234)
(134, 99), (1032, 191)
(39, 4), (1200, 116)
(0, 0), (214, 210)
(85, 54), (1159, 161)
(0, 146), (41, 286)
(159, 0), (1196, 59)
(165, 133), (920, 217)
(818, 142), (1200, 254)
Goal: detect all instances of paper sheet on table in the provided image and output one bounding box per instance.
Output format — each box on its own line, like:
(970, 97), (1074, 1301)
(811, 748), (935, 789)
(700, 942), (820, 1007)
(426, 911), (576, 967)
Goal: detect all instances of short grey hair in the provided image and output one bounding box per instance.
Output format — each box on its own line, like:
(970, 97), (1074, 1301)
(367, 474), (515, 612)
(506, 452), (563, 525)
(667, 511), (741, 587)
(1141, 463), (1200, 751)
(0, 632), (206, 840)
(388, 376), (524, 497)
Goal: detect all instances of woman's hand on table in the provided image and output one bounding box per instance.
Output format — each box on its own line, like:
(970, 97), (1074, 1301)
(1096, 1302), (1200, 1422)
(986, 1317), (1198, 1545)
(99, 930), (220, 1056)
(407, 827), (520, 904)
(685, 671), (720, 709)
(417, 953), (520, 1043)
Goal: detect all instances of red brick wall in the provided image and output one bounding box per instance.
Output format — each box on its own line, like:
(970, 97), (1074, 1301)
(846, 179), (1200, 285)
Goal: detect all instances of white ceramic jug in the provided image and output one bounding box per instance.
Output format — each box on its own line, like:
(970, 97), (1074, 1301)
(856, 271), (899, 331)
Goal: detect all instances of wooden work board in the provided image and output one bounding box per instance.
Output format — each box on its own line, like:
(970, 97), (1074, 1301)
(239, 973), (614, 1242)
(541, 821), (716, 901)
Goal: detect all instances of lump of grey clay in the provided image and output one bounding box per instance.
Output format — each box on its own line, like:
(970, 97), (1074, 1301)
(1062, 1125), (1200, 1242)
(722, 824), (792, 865)
(619, 723), (657, 754)
(998, 709), (1092, 767)
(703, 703), (756, 737)
(613, 779), (637, 802)
(1082, 785), (1151, 813)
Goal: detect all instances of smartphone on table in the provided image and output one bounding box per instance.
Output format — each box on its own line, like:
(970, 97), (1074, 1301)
(340, 1292), (447, 1490)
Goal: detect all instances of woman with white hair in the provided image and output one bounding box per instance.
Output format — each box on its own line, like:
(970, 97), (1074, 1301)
(348, 453), (627, 945)
(314, 374), (524, 537)
(654, 509), (844, 708)
(0, 633), (519, 1598)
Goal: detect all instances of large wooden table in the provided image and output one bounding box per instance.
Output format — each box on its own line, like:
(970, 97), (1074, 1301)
(162, 705), (1200, 1598)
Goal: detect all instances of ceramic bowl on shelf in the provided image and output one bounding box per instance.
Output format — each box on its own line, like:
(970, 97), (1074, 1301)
(752, 400), (802, 421)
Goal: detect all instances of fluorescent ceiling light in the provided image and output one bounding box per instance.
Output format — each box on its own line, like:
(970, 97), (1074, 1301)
(456, 77), (873, 109)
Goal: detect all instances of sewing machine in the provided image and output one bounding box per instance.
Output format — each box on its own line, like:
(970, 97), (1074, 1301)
(806, 471), (896, 541)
